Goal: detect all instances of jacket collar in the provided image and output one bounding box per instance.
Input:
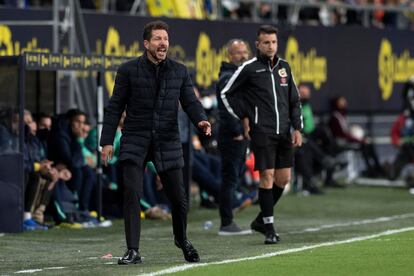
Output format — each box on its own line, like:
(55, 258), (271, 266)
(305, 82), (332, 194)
(256, 51), (279, 68)
(219, 61), (237, 74)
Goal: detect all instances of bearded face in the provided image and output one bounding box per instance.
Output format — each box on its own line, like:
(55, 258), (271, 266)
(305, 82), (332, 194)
(144, 29), (169, 63)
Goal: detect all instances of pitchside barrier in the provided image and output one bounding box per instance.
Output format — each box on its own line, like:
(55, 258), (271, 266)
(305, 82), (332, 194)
(0, 53), (126, 232)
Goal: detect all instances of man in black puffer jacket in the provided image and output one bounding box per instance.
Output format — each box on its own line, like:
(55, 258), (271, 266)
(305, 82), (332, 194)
(100, 20), (211, 264)
(221, 25), (303, 245)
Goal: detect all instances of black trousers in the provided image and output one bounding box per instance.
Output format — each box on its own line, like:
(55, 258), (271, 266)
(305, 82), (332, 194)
(218, 137), (248, 226)
(122, 161), (188, 249)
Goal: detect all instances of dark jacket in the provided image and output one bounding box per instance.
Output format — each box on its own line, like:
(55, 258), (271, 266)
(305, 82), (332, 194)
(100, 53), (207, 172)
(329, 110), (364, 144)
(48, 114), (84, 170)
(216, 62), (244, 138)
(221, 54), (302, 136)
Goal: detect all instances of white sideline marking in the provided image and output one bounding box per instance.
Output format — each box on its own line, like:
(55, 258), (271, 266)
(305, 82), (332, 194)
(14, 267), (65, 274)
(139, 227), (414, 276)
(10, 214), (414, 274)
(15, 269), (43, 274)
(290, 213), (414, 234)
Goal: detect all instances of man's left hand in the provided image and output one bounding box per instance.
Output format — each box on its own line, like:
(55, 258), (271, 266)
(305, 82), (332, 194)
(292, 130), (302, 147)
(198, 120), (212, 136)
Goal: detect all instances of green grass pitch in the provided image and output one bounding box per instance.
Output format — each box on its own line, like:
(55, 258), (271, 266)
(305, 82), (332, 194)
(0, 186), (413, 275)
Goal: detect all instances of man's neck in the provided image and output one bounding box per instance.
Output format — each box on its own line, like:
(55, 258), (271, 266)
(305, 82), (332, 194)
(269, 55), (277, 67)
(146, 51), (161, 65)
(257, 51), (277, 66)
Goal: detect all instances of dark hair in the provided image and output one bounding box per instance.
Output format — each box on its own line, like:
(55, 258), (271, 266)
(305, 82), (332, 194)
(66, 108), (86, 123)
(257, 25), (278, 39)
(330, 96), (345, 111)
(143, 20), (169, 41)
(36, 112), (51, 122)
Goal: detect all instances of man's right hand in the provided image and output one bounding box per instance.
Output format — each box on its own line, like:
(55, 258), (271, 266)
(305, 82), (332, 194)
(243, 117), (251, 140)
(233, 134), (244, 141)
(101, 145), (113, 166)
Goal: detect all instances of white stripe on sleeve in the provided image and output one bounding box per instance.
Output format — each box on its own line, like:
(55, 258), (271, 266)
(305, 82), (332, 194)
(220, 57), (257, 119)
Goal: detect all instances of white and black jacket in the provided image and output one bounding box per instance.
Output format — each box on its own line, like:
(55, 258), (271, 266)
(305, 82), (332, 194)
(221, 54), (303, 136)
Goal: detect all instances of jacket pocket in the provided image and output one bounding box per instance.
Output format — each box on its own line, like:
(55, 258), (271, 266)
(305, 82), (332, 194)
(254, 106), (258, 124)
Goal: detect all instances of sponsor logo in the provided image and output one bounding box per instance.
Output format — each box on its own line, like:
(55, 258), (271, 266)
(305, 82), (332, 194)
(285, 36), (327, 90)
(378, 39), (414, 100)
(278, 68), (287, 77)
(280, 77), (288, 87)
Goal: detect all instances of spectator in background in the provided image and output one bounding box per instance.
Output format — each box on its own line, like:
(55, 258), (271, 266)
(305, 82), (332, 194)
(191, 133), (221, 208)
(389, 76), (414, 181)
(319, 0), (343, 26)
(21, 110), (51, 230)
(31, 113), (72, 223)
(259, 2), (272, 20)
(299, 0), (320, 25)
(0, 109), (19, 153)
(37, 113), (52, 131)
(48, 109), (96, 213)
(295, 84), (337, 194)
(216, 39), (252, 235)
(329, 96), (384, 178)
(36, 113), (52, 157)
(345, 0), (367, 26)
(372, 0), (386, 28)
(79, 121), (97, 169)
(402, 0), (414, 30)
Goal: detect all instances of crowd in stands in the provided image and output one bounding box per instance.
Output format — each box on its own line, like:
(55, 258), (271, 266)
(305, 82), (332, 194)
(1, 0), (413, 29)
(223, 0), (414, 29)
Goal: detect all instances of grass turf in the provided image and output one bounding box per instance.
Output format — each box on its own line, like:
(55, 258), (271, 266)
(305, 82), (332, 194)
(0, 186), (413, 275)
(178, 230), (414, 276)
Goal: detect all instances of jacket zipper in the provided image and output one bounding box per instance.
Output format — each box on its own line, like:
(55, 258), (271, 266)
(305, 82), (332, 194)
(254, 106), (258, 124)
(269, 66), (279, 134)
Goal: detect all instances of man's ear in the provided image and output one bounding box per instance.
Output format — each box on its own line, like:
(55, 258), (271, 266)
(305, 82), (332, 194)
(255, 41), (259, 49)
(144, 40), (149, 50)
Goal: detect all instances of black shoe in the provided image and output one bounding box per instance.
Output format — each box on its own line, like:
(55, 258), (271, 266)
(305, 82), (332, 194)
(174, 239), (200, 263)
(200, 199), (218, 209)
(250, 219), (266, 235)
(118, 249), (142, 265)
(250, 220), (281, 241)
(325, 180), (345, 188)
(264, 231), (278, 244)
(304, 184), (324, 195)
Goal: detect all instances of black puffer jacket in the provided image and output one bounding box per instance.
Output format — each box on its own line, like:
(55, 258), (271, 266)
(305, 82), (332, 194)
(221, 54), (303, 136)
(100, 53), (207, 172)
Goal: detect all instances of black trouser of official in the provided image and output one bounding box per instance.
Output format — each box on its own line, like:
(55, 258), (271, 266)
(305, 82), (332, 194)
(121, 161), (188, 250)
(218, 137), (248, 226)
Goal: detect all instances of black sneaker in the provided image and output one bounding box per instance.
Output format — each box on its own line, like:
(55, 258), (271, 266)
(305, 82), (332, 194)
(174, 239), (200, 262)
(304, 184), (325, 195)
(250, 220), (281, 241)
(264, 232), (278, 244)
(250, 219), (266, 235)
(218, 222), (252, 236)
(118, 249), (142, 265)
